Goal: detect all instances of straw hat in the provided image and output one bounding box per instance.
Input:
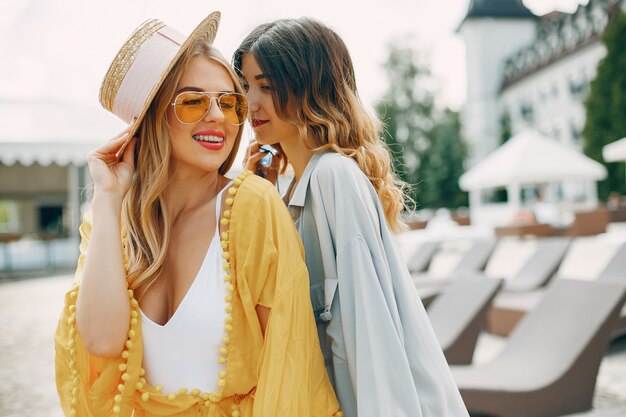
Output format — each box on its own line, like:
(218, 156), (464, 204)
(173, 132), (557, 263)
(99, 12), (221, 154)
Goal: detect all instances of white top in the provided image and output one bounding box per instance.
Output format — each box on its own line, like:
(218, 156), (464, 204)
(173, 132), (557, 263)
(140, 184), (229, 394)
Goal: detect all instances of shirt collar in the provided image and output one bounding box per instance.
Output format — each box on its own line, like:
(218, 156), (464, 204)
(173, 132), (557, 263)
(287, 151), (328, 208)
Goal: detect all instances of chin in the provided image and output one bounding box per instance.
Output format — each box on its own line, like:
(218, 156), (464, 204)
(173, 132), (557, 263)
(180, 156), (227, 174)
(203, 158), (228, 172)
(255, 134), (278, 146)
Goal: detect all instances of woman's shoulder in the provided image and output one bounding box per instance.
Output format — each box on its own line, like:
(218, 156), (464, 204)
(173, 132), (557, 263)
(314, 151), (359, 172)
(236, 171), (275, 197)
(310, 152), (362, 186)
(234, 171), (285, 210)
(308, 152), (381, 213)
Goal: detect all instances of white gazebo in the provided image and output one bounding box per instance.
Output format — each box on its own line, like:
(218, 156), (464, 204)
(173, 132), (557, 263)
(459, 129), (608, 226)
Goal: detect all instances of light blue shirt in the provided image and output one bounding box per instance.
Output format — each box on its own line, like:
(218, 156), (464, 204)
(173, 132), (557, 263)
(286, 151), (469, 417)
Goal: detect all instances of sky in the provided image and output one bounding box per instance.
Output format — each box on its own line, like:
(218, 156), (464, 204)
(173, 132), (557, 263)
(0, 0), (588, 135)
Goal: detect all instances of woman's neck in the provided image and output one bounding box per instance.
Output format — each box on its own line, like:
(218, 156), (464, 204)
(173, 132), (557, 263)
(165, 170), (222, 217)
(279, 134), (316, 182)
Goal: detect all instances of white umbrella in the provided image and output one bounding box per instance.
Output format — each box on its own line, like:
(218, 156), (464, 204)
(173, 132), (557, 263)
(460, 129), (607, 191)
(602, 137), (626, 162)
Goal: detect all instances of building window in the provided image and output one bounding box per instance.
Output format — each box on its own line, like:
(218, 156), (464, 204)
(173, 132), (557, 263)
(38, 205), (64, 234)
(551, 82), (559, 98)
(539, 83), (550, 101)
(536, 41), (550, 63)
(591, 4), (608, 34)
(562, 20), (577, 50)
(0, 201), (20, 233)
(569, 72), (587, 98)
(575, 11), (592, 39)
(570, 122), (583, 145)
(520, 102), (534, 122)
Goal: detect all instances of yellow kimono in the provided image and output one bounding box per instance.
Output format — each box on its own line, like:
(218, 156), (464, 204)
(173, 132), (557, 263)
(55, 171), (341, 417)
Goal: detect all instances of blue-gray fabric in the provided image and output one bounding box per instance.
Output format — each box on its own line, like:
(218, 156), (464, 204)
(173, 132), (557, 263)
(286, 151), (469, 417)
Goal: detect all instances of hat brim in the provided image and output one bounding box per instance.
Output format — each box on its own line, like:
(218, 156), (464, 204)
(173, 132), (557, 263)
(115, 11), (221, 159)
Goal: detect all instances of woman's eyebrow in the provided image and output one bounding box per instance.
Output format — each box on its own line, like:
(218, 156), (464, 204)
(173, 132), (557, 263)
(175, 86), (203, 94)
(175, 87), (235, 94)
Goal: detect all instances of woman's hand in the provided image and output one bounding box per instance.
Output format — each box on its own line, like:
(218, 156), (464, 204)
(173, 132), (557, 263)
(243, 140), (282, 185)
(87, 122), (138, 199)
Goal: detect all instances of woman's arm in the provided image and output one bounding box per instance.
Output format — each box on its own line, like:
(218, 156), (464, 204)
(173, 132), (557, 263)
(76, 128), (137, 357)
(76, 194), (130, 357)
(309, 157), (468, 417)
(311, 167), (421, 415)
(255, 305), (270, 336)
(236, 179), (339, 416)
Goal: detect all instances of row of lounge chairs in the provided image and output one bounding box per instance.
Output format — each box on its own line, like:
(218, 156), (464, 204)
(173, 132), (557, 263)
(490, 242), (626, 337)
(402, 237), (626, 417)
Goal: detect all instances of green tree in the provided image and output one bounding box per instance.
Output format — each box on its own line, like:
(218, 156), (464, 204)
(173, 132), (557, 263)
(376, 39), (467, 209)
(493, 110), (513, 203)
(499, 110), (512, 145)
(583, 9), (626, 200)
(421, 109), (468, 208)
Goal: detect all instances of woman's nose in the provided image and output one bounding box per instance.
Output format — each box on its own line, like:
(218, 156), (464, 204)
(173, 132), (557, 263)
(203, 97), (226, 123)
(248, 101), (260, 113)
(243, 89), (260, 113)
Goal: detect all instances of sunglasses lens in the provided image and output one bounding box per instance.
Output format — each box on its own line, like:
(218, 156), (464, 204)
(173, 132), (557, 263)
(219, 93), (248, 125)
(174, 92), (249, 125)
(174, 92), (211, 124)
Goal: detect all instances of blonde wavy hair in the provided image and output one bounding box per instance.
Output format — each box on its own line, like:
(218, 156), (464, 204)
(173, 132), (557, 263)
(233, 18), (409, 232)
(122, 42), (245, 300)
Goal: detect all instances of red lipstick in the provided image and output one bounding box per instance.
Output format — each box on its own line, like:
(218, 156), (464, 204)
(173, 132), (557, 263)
(192, 129), (225, 151)
(251, 119), (269, 128)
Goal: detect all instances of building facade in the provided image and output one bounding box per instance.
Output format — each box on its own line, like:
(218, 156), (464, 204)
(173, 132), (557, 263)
(459, 0), (622, 169)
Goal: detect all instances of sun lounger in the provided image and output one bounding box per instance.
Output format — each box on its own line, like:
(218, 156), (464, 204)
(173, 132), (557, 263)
(405, 240), (438, 273)
(502, 237), (570, 292)
(452, 279), (626, 417)
(427, 277), (503, 365)
(593, 244), (626, 337)
(450, 238), (497, 274)
(489, 242), (626, 336)
(416, 237), (568, 307)
(412, 239), (496, 306)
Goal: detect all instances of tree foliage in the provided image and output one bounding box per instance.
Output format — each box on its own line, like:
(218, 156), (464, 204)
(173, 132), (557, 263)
(376, 38), (467, 209)
(499, 111), (512, 145)
(583, 9), (626, 199)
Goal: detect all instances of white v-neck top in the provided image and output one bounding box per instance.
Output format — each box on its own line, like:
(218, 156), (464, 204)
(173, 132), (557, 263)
(140, 184), (229, 394)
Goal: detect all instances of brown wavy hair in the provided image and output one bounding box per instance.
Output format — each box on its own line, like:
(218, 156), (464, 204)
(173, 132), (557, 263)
(122, 42), (245, 300)
(233, 18), (408, 232)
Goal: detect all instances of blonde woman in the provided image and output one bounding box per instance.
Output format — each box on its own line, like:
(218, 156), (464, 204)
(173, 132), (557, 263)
(55, 13), (340, 417)
(235, 18), (469, 417)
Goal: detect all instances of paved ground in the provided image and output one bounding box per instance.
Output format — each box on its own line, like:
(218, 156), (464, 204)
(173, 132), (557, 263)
(0, 274), (69, 417)
(1, 274), (625, 417)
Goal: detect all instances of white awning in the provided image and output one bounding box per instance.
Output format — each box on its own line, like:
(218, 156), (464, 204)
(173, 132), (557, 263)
(0, 142), (98, 166)
(460, 129), (607, 191)
(603, 137), (626, 162)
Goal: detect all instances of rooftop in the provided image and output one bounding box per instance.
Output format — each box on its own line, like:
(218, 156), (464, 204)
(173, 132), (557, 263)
(464, 0), (536, 20)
